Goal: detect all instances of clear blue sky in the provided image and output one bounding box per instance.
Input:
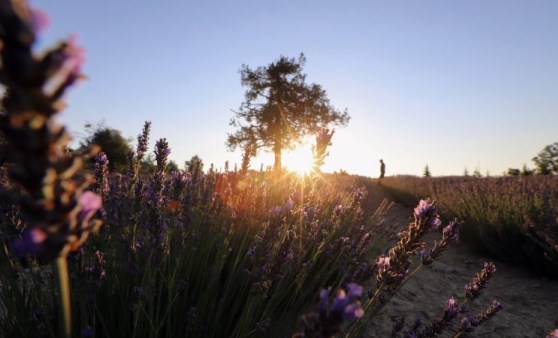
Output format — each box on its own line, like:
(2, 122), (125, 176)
(34, 0), (557, 176)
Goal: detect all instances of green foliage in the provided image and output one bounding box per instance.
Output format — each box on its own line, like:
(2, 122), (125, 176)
(81, 123), (133, 173)
(521, 164), (533, 176)
(507, 168), (520, 176)
(227, 54), (350, 171)
(166, 160), (179, 173)
(185, 155), (204, 175)
(532, 142), (558, 175)
(473, 168), (482, 178)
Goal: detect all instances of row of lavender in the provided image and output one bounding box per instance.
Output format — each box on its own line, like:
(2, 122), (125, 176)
(380, 175), (558, 277)
(1, 1), (557, 337)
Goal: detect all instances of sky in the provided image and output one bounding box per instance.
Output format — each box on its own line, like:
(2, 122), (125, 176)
(32, 0), (558, 177)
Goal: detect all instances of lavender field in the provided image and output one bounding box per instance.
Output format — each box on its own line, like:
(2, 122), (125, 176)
(1, 1), (558, 338)
(380, 175), (558, 277)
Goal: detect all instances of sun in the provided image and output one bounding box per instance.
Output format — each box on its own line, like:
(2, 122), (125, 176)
(283, 140), (315, 175)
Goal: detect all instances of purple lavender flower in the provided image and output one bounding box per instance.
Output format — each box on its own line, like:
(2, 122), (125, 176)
(81, 325), (94, 337)
(296, 283), (364, 337)
(458, 300), (503, 335)
(137, 121), (151, 160)
(63, 35), (86, 70)
(326, 284), (364, 321)
(419, 297), (464, 336)
(286, 197), (294, 211)
(442, 220), (460, 241)
(343, 302), (364, 321)
(465, 262), (497, 300)
(29, 6), (50, 33)
(154, 138), (171, 171)
(546, 329), (558, 338)
(375, 255), (391, 271)
(421, 220), (462, 265)
(93, 152), (109, 198)
(270, 205), (283, 216)
(346, 283), (363, 298)
(79, 191), (103, 221)
(443, 297), (462, 320)
(12, 227), (47, 257)
(413, 199), (434, 219)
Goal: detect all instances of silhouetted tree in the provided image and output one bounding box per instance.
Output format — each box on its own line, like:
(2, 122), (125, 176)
(423, 165), (431, 177)
(81, 124), (132, 172)
(521, 164), (533, 176)
(507, 168), (520, 177)
(185, 155), (204, 176)
(532, 142), (558, 175)
(140, 154), (156, 175)
(227, 53), (350, 171)
(473, 168), (482, 178)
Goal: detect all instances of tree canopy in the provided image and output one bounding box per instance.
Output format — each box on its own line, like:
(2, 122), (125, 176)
(227, 54), (350, 171)
(81, 124), (132, 173)
(532, 142), (558, 175)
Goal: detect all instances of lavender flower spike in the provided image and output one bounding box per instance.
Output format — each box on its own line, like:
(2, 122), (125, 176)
(413, 199), (441, 230)
(465, 262), (497, 300)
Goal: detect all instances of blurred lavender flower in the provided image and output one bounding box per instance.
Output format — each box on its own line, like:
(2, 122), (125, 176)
(0, 0), (102, 260)
(546, 329), (558, 338)
(270, 205), (283, 216)
(29, 6), (49, 33)
(294, 283), (364, 337)
(81, 325), (94, 338)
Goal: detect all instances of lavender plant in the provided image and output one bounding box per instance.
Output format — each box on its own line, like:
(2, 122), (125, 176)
(312, 128), (335, 174)
(0, 1), (102, 336)
(380, 175), (558, 276)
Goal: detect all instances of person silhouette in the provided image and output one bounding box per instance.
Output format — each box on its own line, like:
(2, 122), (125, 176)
(379, 159), (385, 179)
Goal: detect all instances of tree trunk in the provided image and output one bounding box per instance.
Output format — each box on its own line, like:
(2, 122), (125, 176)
(273, 138), (282, 172)
(273, 104), (283, 172)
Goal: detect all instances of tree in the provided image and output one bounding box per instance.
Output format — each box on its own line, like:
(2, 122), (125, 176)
(473, 168), (482, 178)
(227, 54), (350, 171)
(423, 165), (431, 177)
(507, 168), (520, 176)
(521, 164), (533, 176)
(532, 142), (558, 175)
(81, 124), (132, 173)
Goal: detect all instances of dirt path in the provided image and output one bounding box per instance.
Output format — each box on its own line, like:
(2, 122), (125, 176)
(363, 184), (558, 337)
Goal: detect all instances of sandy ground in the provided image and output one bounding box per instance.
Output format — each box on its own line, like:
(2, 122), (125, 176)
(362, 185), (558, 338)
